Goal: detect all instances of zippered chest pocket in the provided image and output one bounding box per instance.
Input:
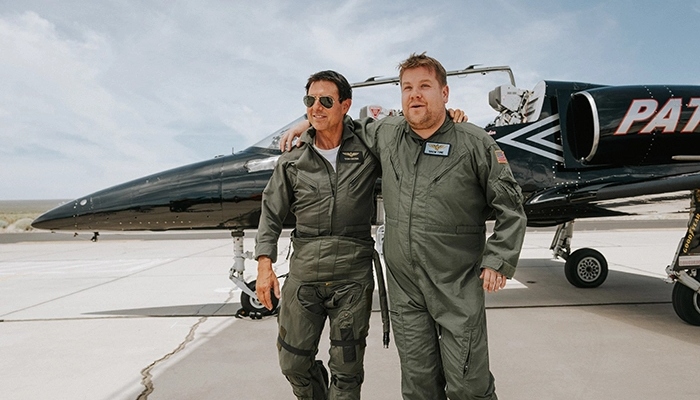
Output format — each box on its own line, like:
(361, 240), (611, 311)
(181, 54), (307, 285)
(294, 171), (322, 202)
(348, 159), (376, 190)
(429, 151), (468, 185)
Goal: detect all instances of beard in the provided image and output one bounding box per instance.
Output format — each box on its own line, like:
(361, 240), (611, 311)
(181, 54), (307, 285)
(405, 107), (443, 133)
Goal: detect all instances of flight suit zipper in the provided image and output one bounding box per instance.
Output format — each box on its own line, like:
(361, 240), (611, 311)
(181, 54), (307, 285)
(407, 140), (424, 262)
(328, 159), (336, 231)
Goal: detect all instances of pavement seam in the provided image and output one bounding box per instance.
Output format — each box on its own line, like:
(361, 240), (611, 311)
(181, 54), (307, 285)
(0, 242), (230, 319)
(0, 259), (176, 318)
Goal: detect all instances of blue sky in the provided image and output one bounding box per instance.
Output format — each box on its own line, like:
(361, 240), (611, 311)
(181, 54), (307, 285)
(1, 0), (699, 200)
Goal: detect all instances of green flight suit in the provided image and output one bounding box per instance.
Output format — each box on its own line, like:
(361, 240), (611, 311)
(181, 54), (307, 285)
(354, 112), (527, 400)
(255, 118), (381, 400)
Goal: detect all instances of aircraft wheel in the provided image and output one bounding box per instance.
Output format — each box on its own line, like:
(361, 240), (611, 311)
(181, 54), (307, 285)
(240, 280), (278, 317)
(671, 276), (700, 326)
(564, 248), (608, 288)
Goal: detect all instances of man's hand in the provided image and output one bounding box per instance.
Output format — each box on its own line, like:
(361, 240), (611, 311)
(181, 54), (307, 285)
(448, 108), (468, 123)
(280, 119), (311, 151)
(480, 267), (506, 293)
(256, 256), (280, 310)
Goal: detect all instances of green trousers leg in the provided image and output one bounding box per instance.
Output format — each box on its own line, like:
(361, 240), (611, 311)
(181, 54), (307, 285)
(277, 277), (373, 400)
(387, 264), (497, 400)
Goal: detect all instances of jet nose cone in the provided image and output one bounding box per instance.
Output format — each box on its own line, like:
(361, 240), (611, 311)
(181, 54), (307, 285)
(31, 200), (82, 230)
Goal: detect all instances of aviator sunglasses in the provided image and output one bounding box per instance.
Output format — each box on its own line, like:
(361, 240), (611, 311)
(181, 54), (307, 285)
(303, 95), (335, 109)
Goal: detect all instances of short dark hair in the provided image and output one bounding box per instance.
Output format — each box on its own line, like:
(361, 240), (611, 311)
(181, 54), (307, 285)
(398, 52), (448, 87)
(305, 70), (352, 102)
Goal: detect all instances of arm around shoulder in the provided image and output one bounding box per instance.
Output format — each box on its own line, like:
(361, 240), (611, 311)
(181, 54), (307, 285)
(351, 115), (405, 158)
(279, 119), (311, 151)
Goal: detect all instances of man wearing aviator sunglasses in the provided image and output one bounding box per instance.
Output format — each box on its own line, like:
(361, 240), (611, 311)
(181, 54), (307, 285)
(255, 70), (381, 400)
(256, 68), (469, 400)
(278, 53), (527, 400)
(302, 94), (336, 109)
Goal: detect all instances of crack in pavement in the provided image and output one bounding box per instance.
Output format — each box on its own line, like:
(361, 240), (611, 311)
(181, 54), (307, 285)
(136, 316), (208, 400)
(135, 289), (236, 400)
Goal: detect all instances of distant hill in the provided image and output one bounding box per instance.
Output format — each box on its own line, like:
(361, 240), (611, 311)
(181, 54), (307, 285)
(0, 200), (69, 232)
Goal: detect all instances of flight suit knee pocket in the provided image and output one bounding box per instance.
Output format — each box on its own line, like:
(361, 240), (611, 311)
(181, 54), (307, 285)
(331, 326), (361, 363)
(330, 282), (372, 366)
(330, 306), (368, 365)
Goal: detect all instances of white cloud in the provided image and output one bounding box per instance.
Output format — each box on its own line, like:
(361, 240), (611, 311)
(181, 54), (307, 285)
(1, 1), (699, 200)
(0, 10), (198, 198)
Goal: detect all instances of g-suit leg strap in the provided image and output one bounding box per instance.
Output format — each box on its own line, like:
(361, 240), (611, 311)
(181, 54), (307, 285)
(278, 335), (315, 357)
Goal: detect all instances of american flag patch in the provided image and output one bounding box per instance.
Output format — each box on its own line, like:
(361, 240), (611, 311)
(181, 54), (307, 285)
(495, 150), (508, 164)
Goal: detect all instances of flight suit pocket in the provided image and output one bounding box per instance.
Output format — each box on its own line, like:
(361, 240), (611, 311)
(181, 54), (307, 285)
(297, 284), (325, 316)
(334, 313), (358, 363)
(429, 151), (467, 185)
(495, 167), (524, 208)
(388, 153), (401, 183)
(460, 328), (474, 378)
(453, 324), (495, 397)
(295, 172), (320, 197)
(348, 159), (376, 190)
(383, 154), (402, 215)
(293, 171), (325, 228)
(328, 282), (370, 365)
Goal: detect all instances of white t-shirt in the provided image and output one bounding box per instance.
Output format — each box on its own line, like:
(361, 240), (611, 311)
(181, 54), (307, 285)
(314, 144), (340, 171)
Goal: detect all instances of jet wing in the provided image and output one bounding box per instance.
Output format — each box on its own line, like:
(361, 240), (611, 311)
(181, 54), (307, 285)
(528, 171), (700, 206)
(523, 171), (700, 226)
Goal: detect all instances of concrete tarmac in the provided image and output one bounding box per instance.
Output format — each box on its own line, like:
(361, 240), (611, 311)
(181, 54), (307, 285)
(1, 222), (699, 399)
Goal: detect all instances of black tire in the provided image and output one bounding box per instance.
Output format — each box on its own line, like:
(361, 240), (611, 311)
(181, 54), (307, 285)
(671, 276), (700, 326)
(240, 280), (278, 316)
(564, 248), (608, 288)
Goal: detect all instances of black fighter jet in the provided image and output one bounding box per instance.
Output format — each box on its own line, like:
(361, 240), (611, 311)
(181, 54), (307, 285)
(32, 66), (700, 325)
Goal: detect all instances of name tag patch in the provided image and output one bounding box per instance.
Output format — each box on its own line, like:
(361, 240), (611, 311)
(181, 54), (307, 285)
(424, 142), (451, 157)
(339, 151), (364, 163)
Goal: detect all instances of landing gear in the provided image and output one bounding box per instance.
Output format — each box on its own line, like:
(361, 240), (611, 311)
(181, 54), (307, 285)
(667, 189), (700, 326)
(565, 248), (608, 288)
(239, 280), (279, 319)
(551, 221), (609, 288)
(668, 264), (700, 326)
(228, 230), (280, 318)
(671, 273), (700, 326)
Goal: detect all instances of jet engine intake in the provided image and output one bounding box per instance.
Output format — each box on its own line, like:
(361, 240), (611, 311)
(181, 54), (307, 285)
(566, 85), (700, 166)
